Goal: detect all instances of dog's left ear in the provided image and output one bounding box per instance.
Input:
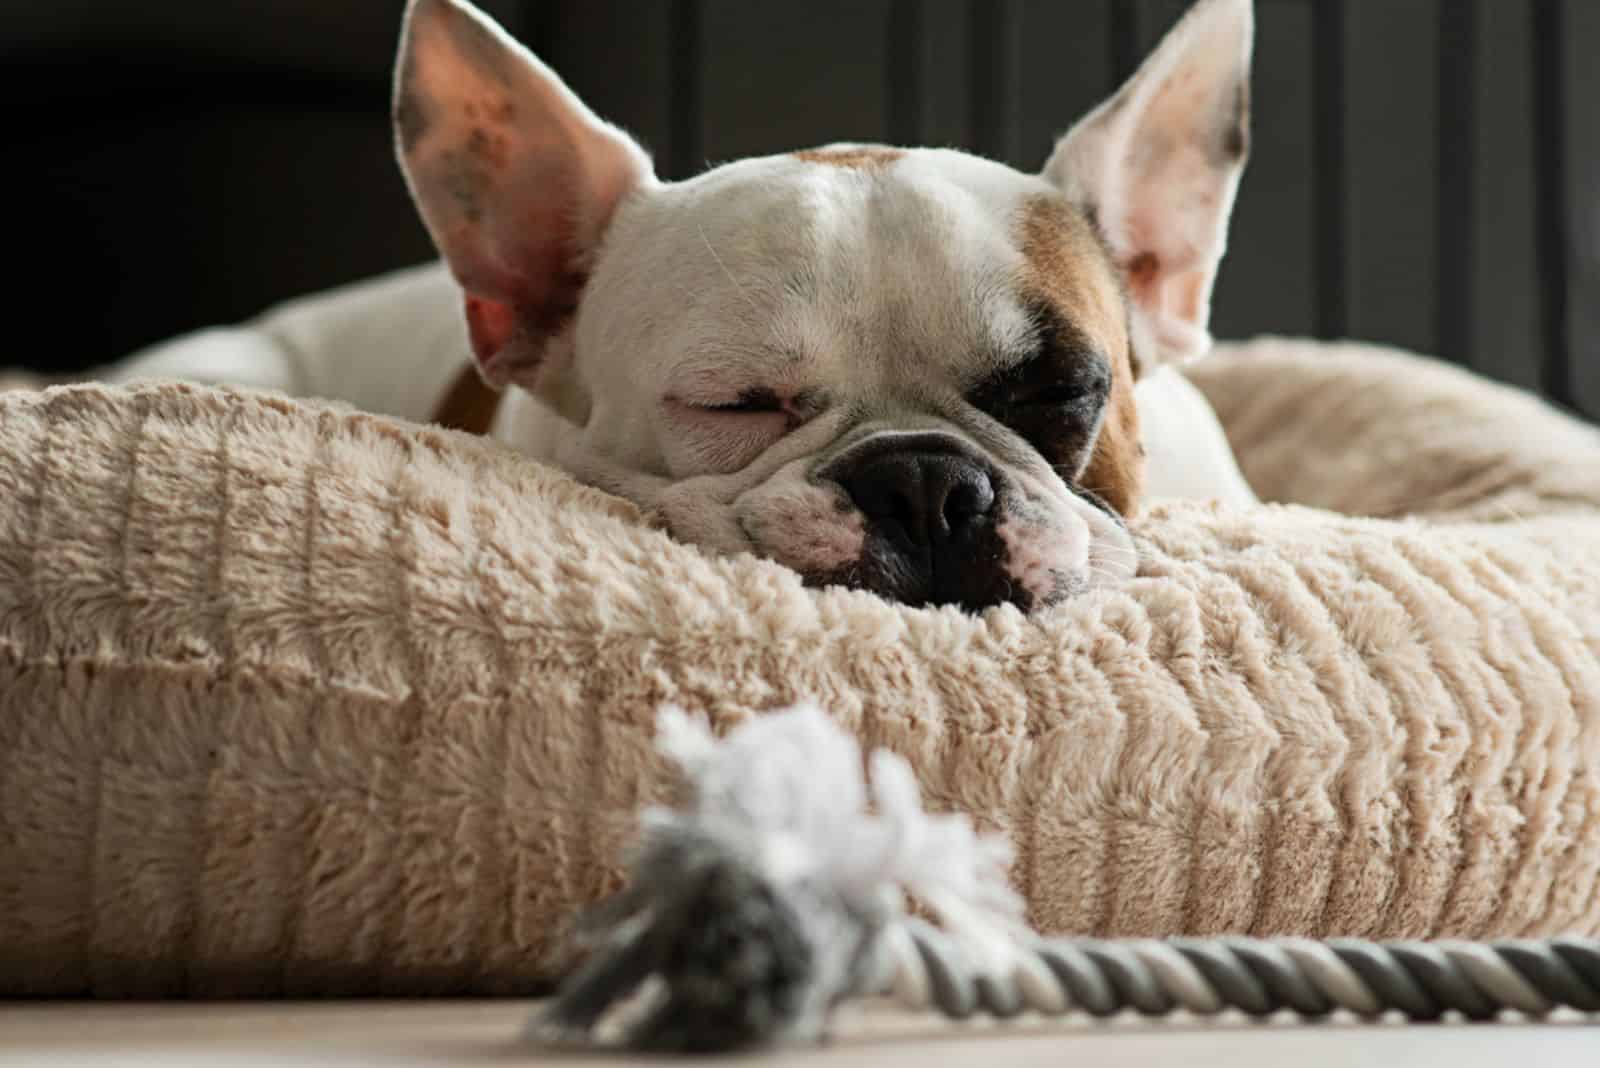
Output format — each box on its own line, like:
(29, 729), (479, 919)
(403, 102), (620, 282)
(393, 0), (654, 393)
(1043, 0), (1252, 372)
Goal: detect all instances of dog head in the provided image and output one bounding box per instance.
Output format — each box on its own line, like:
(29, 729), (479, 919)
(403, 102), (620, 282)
(393, 0), (1251, 611)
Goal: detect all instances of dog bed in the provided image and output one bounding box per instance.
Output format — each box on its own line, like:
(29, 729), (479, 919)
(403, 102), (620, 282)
(2, 337), (1599, 997)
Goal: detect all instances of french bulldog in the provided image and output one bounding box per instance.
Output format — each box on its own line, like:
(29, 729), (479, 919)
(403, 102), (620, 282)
(18, 0), (1259, 612)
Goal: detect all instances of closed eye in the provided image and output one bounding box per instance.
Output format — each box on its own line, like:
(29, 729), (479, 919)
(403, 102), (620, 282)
(692, 388), (786, 414)
(965, 326), (1114, 482)
(967, 357), (1110, 417)
(1013, 382), (1094, 409)
(664, 385), (799, 474)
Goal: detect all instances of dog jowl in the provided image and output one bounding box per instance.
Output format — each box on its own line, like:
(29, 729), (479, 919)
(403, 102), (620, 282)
(394, 0), (1253, 611)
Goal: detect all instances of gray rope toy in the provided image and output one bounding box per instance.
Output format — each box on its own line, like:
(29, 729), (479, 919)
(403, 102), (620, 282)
(525, 703), (1600, 1053)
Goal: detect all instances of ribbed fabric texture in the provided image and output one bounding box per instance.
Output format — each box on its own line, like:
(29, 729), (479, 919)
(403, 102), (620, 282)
(2, 338), (1599, 996)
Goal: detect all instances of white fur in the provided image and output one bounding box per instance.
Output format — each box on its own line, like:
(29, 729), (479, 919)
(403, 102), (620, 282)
(92, 262), (467, 425)
(994, 517), (1090, 604)
(735, 462), (867, 575)
(1136, 367), (1257, 507)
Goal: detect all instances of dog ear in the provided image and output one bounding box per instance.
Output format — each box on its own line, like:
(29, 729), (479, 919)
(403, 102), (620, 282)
(1042, 0), (1251, 372)
(393, 0), (654, 391)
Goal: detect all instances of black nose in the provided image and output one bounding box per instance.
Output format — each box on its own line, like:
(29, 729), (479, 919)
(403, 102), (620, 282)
(839, 450), (997, 551)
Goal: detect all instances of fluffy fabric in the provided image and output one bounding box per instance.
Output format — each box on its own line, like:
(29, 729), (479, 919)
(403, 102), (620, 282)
(2, 338), (1599, 997)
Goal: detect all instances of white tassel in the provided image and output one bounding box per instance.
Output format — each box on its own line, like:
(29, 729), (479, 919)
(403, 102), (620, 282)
(655, 702), (1026, 968)
(533, 699), (1029, 1052)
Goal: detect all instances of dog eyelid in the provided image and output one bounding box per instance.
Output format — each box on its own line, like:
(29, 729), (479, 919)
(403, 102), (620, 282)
(693, 388), (785, 414)
(669, 386), (831, 423)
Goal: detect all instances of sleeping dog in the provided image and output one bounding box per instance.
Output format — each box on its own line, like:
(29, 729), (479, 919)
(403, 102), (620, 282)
(14, 0), (1258, 611)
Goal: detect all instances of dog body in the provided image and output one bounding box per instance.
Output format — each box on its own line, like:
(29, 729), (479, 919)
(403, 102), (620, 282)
(49, 0), (1260, 611)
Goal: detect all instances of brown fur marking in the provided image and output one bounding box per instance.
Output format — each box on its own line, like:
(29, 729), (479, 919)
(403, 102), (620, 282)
(793, 146), (905, 170)
(432, 362), (503, 436)
(1016, 195), (1144, 517)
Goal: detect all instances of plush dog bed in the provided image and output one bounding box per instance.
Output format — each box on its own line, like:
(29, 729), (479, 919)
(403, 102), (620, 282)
(3, 337), (1600, 997)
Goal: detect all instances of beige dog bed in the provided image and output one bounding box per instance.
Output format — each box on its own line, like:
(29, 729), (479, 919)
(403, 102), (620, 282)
(3, 337), (1600, 997)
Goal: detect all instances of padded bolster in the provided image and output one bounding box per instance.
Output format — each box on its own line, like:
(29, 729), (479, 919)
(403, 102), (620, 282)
(2, 338), (1600, 996)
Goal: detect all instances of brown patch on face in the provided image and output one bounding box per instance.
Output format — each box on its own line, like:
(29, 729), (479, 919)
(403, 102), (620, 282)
(1016, 194), (1144, 517)
(793, 146), (905, 170)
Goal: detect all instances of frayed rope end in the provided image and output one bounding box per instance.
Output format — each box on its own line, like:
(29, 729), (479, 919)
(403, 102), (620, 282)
(524, 701), (1022, 1052)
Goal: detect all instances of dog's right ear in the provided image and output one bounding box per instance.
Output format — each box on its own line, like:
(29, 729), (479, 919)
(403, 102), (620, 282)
(1042, 0), (1251, 373)
(393, 0), (654, 391)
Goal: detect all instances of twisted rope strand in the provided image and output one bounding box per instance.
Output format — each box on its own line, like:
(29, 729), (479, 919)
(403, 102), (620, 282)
(882, 929), (1600, 1022)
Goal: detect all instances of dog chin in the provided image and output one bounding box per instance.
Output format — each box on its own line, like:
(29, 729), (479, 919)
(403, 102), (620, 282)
(793, 546), (1104, 612)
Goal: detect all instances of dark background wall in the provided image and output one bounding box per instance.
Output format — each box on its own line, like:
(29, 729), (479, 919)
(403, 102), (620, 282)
(6, 0), (1595, 417)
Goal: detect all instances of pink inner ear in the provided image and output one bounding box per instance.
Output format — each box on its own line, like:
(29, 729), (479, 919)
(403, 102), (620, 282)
(396, 0), (653, 391)
(1124, 251), (1208, 325)
(1126, 252), (1161, 305)
(465, 296), (520, 371)
(463, 264), (589, 388)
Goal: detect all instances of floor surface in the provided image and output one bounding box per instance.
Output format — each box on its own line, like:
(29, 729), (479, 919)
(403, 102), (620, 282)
(3, 1000), (1600, 1066)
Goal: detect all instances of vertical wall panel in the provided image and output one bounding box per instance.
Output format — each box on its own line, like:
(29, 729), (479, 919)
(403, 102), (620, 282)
(1015, 0), (1115, 170)
(669, 0), (705, 180)
(1312, 0), (1350, 339)
(541, 2), (678, 171)
(1109, 1), (1142, 87)
(1531, 0), (1574, 408)
(1136, 0), (1190, 53)
(968, 0), (1025, 164)
(920, 0), (975, 150)
(1435, 0), (1477, 364)
(1469, 0), (1541, 391)
(480, 1), (525, 37)
(888, 0), (935, 146)
(698, 1), (892, 165)
(1344, 0), (1439, 356)
(1212, 0), (1318, 340)
(1568, 0), (1600, 416)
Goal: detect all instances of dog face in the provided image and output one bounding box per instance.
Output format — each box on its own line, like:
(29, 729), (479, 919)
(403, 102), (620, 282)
(394, 0), (1252, 611)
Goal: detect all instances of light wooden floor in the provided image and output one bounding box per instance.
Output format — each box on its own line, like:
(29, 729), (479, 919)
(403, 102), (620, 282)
(2, 1000), (1599, 1066)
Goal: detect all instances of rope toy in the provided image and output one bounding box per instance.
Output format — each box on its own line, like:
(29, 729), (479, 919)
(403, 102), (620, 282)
(525, 702), (1600, 1052)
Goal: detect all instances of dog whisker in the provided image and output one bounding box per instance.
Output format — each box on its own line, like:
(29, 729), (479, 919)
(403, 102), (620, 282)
(697, 224), (763, 318)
